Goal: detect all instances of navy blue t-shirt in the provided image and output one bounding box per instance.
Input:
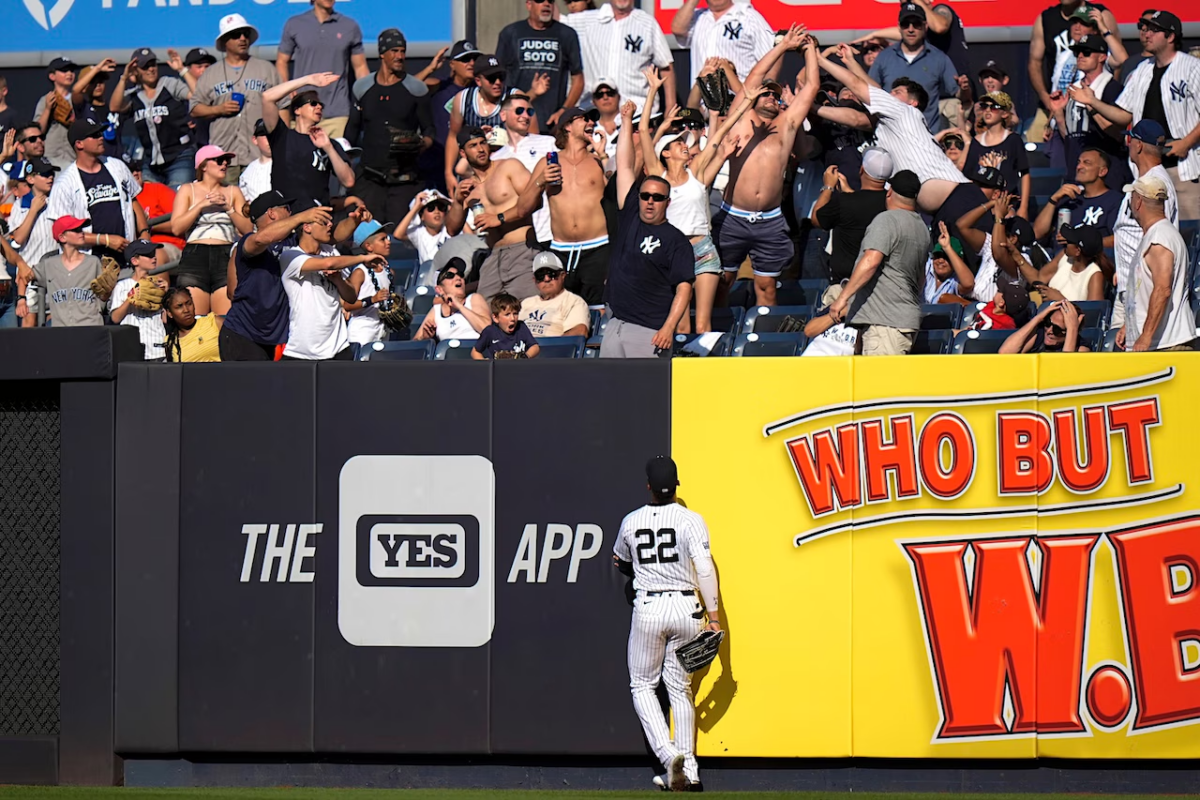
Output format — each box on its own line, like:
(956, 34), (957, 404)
(223, 234), (291, 345)
(605, 184), (695, 330)
(1061, 188), (1123, 237)
(474, 321), (538, 358)
(78, 164), (126, 237)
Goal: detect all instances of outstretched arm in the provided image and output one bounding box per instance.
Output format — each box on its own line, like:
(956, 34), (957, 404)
(695, 86), (761, 185)
(742, 24), (807, 102)
(818, 45), (875, 105)
(262, 72), (339, 132)
(782, 38), (821, 130)
(617, 101), (640, 202)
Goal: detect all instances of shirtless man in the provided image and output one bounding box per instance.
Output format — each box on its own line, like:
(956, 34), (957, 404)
(446, 127), (539, 300)
(517, 107), (610, 304)
(712, 25), (819, 306)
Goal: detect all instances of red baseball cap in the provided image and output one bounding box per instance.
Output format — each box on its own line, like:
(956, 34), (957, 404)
(52, 216), (88, 240)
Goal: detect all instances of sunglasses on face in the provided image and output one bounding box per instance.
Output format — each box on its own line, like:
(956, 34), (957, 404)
(594, 89), (618, 99)
(20, 134), (43, 144)
(942, 137), (964, 150)
(1137, 21), (1165, 32)
(441, 270), (463, 281)
(762, 91), (782, 101)
(979, 101), (1002, 111)
(423, 202), (449, 213)
(640, 192), (668, 202)
(481, 74), (504, 83)
(512, 106), (535, 116)
(901, 21), (925, 29)
(229, 29), (252, 40)
(535, 269), (562, 282)
(1044, 320), (1067, 336)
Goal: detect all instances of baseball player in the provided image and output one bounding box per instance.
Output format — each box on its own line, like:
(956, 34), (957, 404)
(614, 456), (721, 792)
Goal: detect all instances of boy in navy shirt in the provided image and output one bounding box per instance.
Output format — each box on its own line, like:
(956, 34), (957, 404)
(473, 292), (541, 359)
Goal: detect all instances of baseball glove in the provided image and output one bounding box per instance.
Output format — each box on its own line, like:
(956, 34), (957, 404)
(89, 256), (120, 302)
(776, 314), (807, 334)
(676, 629), (725, 673)
(492, 350), (527, 360)
(387, 126), (425, 156)
(50, 93), (74, 127)
(377, 292), (412, 332)
(132, 277), (165, 312)
(697, 69), (732, 115)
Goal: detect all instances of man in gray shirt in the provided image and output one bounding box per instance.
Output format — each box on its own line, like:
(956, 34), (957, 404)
(277, 0), (369, 139)
(191, 13), (278, 183)
(828, 170), (930, 355)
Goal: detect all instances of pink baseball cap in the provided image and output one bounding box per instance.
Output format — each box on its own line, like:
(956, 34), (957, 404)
(195, 145), (235, 169)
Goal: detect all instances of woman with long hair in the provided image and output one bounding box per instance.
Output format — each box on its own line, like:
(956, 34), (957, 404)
(162, 285), (222, 362)
(171, 145), (252, 316)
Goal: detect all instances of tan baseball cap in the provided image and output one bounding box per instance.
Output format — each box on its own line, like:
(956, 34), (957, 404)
(1123, 175), (1170, 201)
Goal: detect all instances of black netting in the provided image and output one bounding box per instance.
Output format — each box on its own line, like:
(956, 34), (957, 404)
(0, 384), (60, 736)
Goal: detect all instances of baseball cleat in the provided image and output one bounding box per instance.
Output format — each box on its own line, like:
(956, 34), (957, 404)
(667, 754), (686, 791)
(652, 774), (669, 791)
(684, 781), (704, 792)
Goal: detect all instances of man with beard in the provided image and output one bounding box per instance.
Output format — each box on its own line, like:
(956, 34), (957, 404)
(444, 55), (515, 193)
(345, 28), (434, 222)
(517, 107), (610, 304)
(711, 26), (819, 306)
(447, 127), (540, 301)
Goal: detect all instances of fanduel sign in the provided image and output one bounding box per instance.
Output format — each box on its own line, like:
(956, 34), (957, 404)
(9, 0), (452, 59)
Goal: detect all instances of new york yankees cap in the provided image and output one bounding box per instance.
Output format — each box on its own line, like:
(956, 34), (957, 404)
(1059, 223), (1104, 256)
(184, 48), (217, 67)
(1143, 10), (1182, 38)
(451, 40), (483, 61)
(971, 166), (1007, 190)
(898, 2), (926, 23)
(978, 60), (1008, 80)
(646, 456), (679, 497)
(474, 54), (505, 78)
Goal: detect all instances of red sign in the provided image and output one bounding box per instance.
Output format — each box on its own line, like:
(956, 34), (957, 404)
(652, 0), (1195, 36)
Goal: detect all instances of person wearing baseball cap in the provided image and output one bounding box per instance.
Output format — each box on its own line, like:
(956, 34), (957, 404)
(519, 250), (590, 337)
(964, 91), (1030, 217)
(1117, 171), (1196, 350)
(344, 27), (435, 222)
(108, 239), (169, 359)
(978, 61), (1010, 95)
(190, 14), (276, 182)
(1056, 35), (1128, 191)
(26, 216), (105, 327)
(423, 42), (482, 185)
(239, 120), (274, 204)
(495, 0), (584, 127)
(344, 219), (400, 348)
(393, 190), (451, 265)
(867, 1), (959, 132)
(812, 147), (892, 284)
(36, 57), (81, 169)
(278, 1), (368, 139)
(112, 48), (195, 188)
(827, 169), (929, 355)
(925, 226), (974, 304)
(443, 55), (509, 192)
(1027, 223), (1105, 303)
(259, 70), (352, 209)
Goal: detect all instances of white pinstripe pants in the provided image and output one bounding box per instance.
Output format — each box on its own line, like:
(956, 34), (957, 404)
(628, 590), (704, 782)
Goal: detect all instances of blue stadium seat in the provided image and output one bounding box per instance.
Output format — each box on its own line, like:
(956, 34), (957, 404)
(727, 279), (828, 308)
(697, 306), (745, 334)
(1077, 327), (1104, 351)
(731, 332), (807, 357)
(358, 340), (434, 361)
(586, 306), (611, 350)
(952, 329), (1011, 354)
(434, 339), (478, 360)
(1103, 328), (1122, 352)
(1030, 166), (1066, 197)
(912, 329), (953, 355)
(919, 304), (963, 330)
(407, 284), (437, 320)
(1037, 300), (1111, 330)
(798, 278), (832, 306)
(587, 305), (603, 337)
(670, 332), (732, 357)
(959, 301), (988, 329)
(742, 305), (811, 333)
(534, 336), (586, 358)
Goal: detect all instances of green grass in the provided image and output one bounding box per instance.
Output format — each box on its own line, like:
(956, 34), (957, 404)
(0, 791), (1190, 800)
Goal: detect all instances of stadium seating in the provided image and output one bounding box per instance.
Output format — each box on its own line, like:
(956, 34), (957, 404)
(919, 304), (963, 330)
(358, 340), (434, 361)
(1103, 328), (1122, 352)
(1030, 166), (1066, 197)
(912, 329), (953, 355)
(534, 336), (587, 358)
(952, 329), (1011, 354)
(670, 332), (733, 357)
(727, 278), (829, 308)
(435, 339), (478, 360)
(730, 332), (808, 357)
(742, 305), (811, 333)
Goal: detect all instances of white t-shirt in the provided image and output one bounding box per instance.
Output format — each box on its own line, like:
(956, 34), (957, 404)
(802, 321), (857, 357)
(1127, 219), (1194, 350)
(409, 225), (451, 266)
(239, 158), (273, 204)
(346, 264), (391, 345)
(280, 244), (350, 360)
(520, 289), (591, 337)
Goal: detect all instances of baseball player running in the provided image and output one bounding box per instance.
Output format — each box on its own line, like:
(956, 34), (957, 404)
(614, 456), (721, 792)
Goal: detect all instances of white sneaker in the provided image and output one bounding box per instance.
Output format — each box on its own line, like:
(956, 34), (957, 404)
(652, 774), (669, 791)
(666, 754), (686, 792)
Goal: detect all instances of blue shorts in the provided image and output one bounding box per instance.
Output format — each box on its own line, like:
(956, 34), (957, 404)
(692, 235), (721, 276)
(711, 205), (794, 278)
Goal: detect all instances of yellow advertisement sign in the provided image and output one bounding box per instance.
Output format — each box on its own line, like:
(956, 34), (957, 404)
(673, 355), (1200, 759)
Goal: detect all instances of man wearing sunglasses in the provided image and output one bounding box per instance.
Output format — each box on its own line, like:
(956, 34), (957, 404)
(1071, 10), (1200, 221)
(711, 26), (819, 307)
(3, 125), (48, 182)
(192, 14), (279, 185)
(560, 0), (675, 115)
(1028, 0), (1119, 144)
(496, 0), (584, 127)
(867, 2), (961, 132)
(600, 175), (694, 358)
(47, 119), (150, 264)
(262, 72), (354, 210)
(490, 93), (557, 244)
(520, 251), (590, 337)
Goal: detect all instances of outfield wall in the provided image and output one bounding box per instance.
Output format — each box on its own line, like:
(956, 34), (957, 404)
(3, 329), (1200, 787)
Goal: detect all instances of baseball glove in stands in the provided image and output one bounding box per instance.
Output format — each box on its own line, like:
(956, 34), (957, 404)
(132, 278), (165, 312)
(698, 69), (732, 116)
(89, 256), (120, 302)
(676, 629), (725, 672)
(377, 292), (412, 332)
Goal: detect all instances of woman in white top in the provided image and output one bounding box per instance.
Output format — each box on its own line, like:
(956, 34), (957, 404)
(343, 220), (396, 346)
(414, 260), (490, 342)
(1025, 224), (1105, 303)
(636, 68), (763, 333)
(170, 145), (252, 315)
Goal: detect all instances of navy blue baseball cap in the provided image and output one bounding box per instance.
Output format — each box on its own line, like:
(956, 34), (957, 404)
(1128, 119), (1167, 146)
(647, 456), (679, 496)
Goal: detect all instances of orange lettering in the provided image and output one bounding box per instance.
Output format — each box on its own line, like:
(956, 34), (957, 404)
(861, 416), (920, 503)
(918, 413), (975, 499)
(1052, 406), (1110, 494)
(1107, 398), (1160, 485)
(997, 412), (1054, 495)
(788, 424), (861, 516)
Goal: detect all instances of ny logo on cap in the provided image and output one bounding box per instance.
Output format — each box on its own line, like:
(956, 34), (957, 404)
(464, 42), (476, 51)
(23, 0), (74, 30)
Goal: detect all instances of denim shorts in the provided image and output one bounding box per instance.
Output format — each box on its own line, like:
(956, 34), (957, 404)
(692, 235), (721, 276)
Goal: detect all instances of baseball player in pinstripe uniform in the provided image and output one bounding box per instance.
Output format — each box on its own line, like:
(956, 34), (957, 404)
(614, 456), (721, 792)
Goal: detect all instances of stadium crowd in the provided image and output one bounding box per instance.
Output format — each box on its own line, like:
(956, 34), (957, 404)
(0, 0), (1198, 359)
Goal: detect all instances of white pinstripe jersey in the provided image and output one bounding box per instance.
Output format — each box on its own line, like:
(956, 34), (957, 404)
(614, 502), (711, 591)
(1117, 52), (1200, 181)
(676, 2), (774, 83)
(864, 86), (968, 186)
(564, 7), (673, 114)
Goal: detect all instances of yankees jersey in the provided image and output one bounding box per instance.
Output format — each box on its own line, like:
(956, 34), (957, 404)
(864, 86), (969, 186)
(615, 502), (711, 591)
(676, 3), (774, 83)
(564, 6), (673, 113)
(1113, 164), (1178, 294)
(1117, 53), (1200, 181)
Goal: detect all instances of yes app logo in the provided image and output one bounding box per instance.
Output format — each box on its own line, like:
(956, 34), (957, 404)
(339, 456), (494, 648)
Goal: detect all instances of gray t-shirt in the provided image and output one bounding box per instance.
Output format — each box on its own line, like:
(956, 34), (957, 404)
(846, 209), (929, 331)
(33, 252), (104, 327)
(278, 9), (364, 119)
(191, 57), (278, 169)
(33, 93), (75, 170)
